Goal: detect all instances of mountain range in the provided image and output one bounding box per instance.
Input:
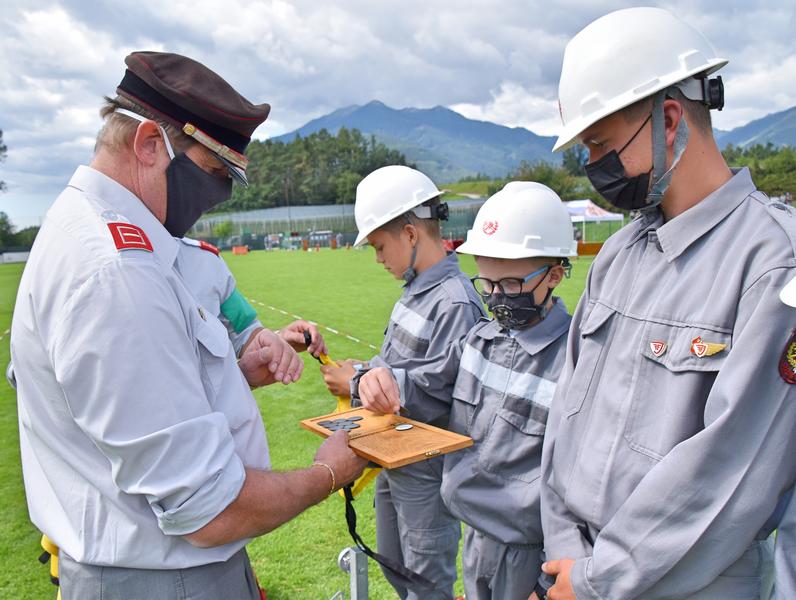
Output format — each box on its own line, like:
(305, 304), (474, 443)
(274, 100), (795, 182)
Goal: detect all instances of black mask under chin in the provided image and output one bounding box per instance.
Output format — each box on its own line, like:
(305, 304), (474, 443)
(584, 113), (653, 211)
(164, 154), (232, 238)
(486, 288), (553, 330)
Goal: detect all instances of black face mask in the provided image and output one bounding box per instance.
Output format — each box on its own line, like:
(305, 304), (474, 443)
(584, 114), (652, 211)
(486, 288), (554, 330)
(164, 154), (232, 238)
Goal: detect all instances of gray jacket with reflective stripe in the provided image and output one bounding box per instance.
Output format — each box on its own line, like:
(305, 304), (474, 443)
(439, 300), (570, 546)
(370, 252), (486, 427)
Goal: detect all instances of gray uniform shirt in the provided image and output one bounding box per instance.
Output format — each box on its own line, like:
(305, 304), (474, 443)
(176, 239), (263, 356)
(367, 252), (486, 426)
(541, 168), (796, 599)
(439, 300), (570, 546)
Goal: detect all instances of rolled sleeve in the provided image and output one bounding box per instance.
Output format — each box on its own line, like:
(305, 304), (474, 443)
(51, 257), (245, 536)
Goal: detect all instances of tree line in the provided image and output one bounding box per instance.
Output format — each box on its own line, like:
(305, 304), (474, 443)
(485, 143), (795, 213)
(217, 127), (410, 212)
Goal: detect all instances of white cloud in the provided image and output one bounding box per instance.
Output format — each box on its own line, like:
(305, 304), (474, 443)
(0, 0), (794, 229)
(450, 82), (561, 136)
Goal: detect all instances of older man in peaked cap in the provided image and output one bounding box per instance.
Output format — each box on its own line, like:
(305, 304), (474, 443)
(10, 51), (365, 599)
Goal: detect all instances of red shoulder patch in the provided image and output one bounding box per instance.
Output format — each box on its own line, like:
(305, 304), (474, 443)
(780, 329), (796, 385)
(199, 240), (220, 256)
(107, 222), (153, 252)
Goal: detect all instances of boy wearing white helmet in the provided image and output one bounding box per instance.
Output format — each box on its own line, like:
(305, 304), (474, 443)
(541, 7), (796, 600)
(358, 181), (576, 600)
(321, 165), (485, 599)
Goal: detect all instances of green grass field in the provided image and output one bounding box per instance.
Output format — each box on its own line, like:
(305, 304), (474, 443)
(0, 249), (592, 599)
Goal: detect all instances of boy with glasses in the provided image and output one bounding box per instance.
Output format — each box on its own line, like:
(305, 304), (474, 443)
(357, 181), (576, 600)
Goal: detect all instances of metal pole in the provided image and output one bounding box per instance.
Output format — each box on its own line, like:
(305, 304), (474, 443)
(337, 547), (368, 599)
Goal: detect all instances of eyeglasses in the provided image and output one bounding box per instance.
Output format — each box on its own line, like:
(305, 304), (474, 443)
(470, 265), (551, 299)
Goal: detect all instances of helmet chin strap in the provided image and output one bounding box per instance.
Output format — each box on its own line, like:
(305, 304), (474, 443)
(645, 89), (690, 209)
(402, 242), (418, 284)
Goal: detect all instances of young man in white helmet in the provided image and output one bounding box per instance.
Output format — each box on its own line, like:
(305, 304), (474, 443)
(768, 278), (796, 600)
(540, 7), (796, 600)
(357, 182), (576, 600)
(321, 165), (485, 599)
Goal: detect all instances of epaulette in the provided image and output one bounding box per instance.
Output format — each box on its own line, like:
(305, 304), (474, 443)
(180, 236), (220, 256)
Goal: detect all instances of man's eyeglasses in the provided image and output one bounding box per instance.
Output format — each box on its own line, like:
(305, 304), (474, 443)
(470, 265), (551, 299)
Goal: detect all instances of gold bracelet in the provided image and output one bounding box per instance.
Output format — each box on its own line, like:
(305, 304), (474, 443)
(312, 461), (336, 496)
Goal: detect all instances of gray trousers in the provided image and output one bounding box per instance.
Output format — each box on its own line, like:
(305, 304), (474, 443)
(375, 457), (460, 600)
(59, 548), (261, 600)
(462, 527), (542, 600)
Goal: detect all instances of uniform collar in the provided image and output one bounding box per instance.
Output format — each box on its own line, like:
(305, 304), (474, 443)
(655, 168), (755, 263)
(404, 252), (463, 296)
(624, 168), (755, 261)
(68, 165), (179, 267)
(477, 298), (571, 356)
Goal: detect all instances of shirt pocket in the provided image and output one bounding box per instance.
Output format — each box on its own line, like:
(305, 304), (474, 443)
(450, 381), (479, 435)
(564, 302), (617, 417)
(478, 396), (547, 484)
(192, 307), (232, 401)
(623, 321), (731, 460)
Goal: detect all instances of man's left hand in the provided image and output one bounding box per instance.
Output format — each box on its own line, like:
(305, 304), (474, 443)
(279, 320), (328, 357)
(542, 559), (576, 600)
(239, 328), (303, 387)
(320, 359), (361, 397)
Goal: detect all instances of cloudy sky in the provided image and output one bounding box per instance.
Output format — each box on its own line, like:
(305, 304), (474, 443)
(1, 0), (794, 228)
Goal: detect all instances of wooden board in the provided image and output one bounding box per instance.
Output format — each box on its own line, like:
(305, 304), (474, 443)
(300, 407), (473, 469)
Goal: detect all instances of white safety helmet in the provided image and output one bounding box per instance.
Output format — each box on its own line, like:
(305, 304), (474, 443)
(457, 181), (577, 260)
(354, 165), (442, 246)
(781, 277), (796, 308)
(553, 7), (728, 152)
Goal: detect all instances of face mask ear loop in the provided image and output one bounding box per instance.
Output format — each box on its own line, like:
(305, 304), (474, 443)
(158, 125), (176, 160)
(645, 90), (690, 209)
(401, 214), (419, 284)
(113, 107), (176, 160)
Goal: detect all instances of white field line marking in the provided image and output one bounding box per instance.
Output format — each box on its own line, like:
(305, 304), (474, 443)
(247, 299), (378, 351)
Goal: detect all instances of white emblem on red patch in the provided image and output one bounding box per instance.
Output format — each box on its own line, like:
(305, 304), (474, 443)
(650, 340), (667, 357)
(482, 221), (499, 235)
(107, 222), (153, 252)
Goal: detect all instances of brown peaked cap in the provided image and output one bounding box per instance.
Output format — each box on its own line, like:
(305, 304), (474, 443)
(117, 51), (270, 156)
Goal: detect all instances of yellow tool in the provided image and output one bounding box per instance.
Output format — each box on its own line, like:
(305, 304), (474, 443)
(305, 331), (381, 497)
(39, 534), (61, 599)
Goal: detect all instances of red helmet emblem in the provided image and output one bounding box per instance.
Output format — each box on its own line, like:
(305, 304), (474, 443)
(482, 220), (499, 235)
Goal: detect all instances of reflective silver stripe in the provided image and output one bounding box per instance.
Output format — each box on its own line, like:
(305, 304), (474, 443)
(389, 301), (434, 341)
(460, 344), (556, 408)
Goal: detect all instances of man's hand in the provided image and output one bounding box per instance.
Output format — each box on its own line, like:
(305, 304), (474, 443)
(239, 328), (303, 387)
(314, 430), (368, 488)
(358, 367), (401, 414)
(279, 320), (328, 357)
(542, 559), (576, 600)
(528, 593), (541, 600)
(320, 358), (363, 397)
